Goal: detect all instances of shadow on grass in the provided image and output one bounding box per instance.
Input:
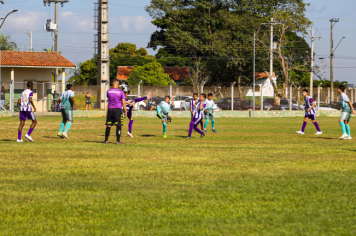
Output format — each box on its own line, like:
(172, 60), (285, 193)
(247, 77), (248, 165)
(43, 136), (60, 139)
(314, 137), (335, 140)
(346, 149), (356, 152)
(140, 134), (156, 137)
(1, 139), (15, 142)
(84, 141), (104, 144)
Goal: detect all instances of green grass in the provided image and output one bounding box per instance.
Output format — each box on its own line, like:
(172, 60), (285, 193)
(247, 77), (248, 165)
(1, 116), (356, 235)
(74, 95), (98, 110)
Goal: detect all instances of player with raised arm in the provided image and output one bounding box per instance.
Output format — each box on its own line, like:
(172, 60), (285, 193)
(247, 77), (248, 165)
(296, 89), (322, 135)
(58, 84), (75, 139)
(17, 81), (37, 142)
(123, 88), (151, 138)
(337, 84), (356, 140)
(150, 95), (175, 138)
(102, 79), (127, 144)
(186, 93), (206, 139)
(190, 93), (204, 130)
(204, 93), (217, 133)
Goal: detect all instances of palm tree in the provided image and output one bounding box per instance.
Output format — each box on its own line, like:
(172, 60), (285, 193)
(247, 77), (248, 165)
(1, 34), (17, 51)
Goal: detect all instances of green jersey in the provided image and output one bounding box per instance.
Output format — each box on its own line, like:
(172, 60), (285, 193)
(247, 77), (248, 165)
(60, 90), (75, 110)
(159, 101), (174, 116)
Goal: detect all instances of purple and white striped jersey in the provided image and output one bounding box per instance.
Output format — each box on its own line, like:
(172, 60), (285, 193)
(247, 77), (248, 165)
(20, 89), (34, 111)
(190, 99), (200, 111)
(192, 101), (207, 120)
(304, 96), (316, 115)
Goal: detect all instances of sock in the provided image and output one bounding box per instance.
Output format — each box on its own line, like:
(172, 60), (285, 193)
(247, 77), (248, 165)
(64, 121), (72, 133)
(128, 120), (134, 133)
(301, 121), (307, 132)
(157, 106), (161, 115)
(340, 121), (347, 134)
(105, 127), (111, 141)
(313, 122), (321, 132)
(204, 120), (209, 130)
(163, 122), (166, 134)
(59, 121), (66, 133)
(27, 128), (34, 136)
(18, 131), (22, 140)
(116, 126), (122, 142)
(194, 125), (203, 135)
(346, 124), (351, 136)
(189, 122), (194, 136)
(212, 119), (215, 130)
(200, 120), (204, 129)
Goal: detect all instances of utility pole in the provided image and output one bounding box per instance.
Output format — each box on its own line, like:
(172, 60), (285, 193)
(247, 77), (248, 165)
(43, 0), (69, 82)
(305, 29), (322, 98)
(97, 0), (110, 109)
(24, 31), (33, 51)
(330, 18), (339, 101)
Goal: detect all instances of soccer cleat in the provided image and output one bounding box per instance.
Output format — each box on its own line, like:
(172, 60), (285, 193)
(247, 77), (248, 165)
(344, 136), (352, 140)
(340, 133), (349, 140)
(147, 92), (151, 101)
(203, 129), (207, 133)
(156, 114), (162, 119)
(115, 141), (125, 145)
(102, 141), (109, 144)
(200, 133), (205, 138)
(127, 132), (133, 138)
(57, 133), (63, 138)
(186, 135), (192, 138)
(163, 134), (167, 138)
(315, 131), (323, 135)
(62, 132), (69, 139)
(25, 134), (34, 142)
(212, 129), (218, 133)
(17, 139), (23, 143)
(296, 131), (304, 135)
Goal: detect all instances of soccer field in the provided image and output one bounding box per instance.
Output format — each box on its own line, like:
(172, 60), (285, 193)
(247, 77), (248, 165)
(1, 116), (356, 235)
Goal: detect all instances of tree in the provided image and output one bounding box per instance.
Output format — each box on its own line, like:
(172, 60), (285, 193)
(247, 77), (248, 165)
(110, 42), (148, 57)
(126, 61), (173, 86)
(1, 34), (17, 51)
(186, 59), (210, 94)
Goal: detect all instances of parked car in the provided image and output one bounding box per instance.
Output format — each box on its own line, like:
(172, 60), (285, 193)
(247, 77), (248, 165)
(329, 101), (341, 110)
(181, 97), (220, 111)
(278, 99), (300, 110)
(215, 98), (260, 110)
(300, 102), (337, 111)
(126, 95), (147, 110)
(147, 96), (165, 110)
(172, 95), (192, 110)
(263, 98), (300, 110)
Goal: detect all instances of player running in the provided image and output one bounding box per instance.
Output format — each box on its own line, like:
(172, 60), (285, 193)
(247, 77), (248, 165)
(17, 81), (37, 142)
(337, 84), (355, 140)
(187, 93), (206, 139)
(102, 79), (127, 144)
(123, 88), (151, 138)
(58, 84), (75, 139)
(150, 95), (175, 138)
(204, 93), (217, 133)
(190, 93), (204, 131)
(296, 89), (322, 135)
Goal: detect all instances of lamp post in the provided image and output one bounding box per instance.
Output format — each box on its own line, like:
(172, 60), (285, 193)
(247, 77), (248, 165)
(0, 9), (18, 118)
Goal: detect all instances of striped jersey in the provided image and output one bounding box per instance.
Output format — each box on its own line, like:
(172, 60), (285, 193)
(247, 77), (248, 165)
(60, 90), (75, 110)
(190, 99), (200, 111)
(304, 96), (316, 115)
(125, 98), (134, 111)
(192, 101), (207, 119)
(340, 93), (350, 109)
(20, 89), (34, 111)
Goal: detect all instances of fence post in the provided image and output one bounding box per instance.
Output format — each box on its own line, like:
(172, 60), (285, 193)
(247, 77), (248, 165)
(104, 80), (109, 111)
(289, 82), (294, 111)
(352, 88), (354, 103)
(170, 81), (174, 99)
(137, 80), (143, 111)
(260, 84), (263, 111)
(297, 86), (301, 106)
(318, 83), (322, 111)
(231, 82), (236, 111)
(201, 81), (206, 94)
(42, 82), (44, 116)
(328, 87), (330, 104)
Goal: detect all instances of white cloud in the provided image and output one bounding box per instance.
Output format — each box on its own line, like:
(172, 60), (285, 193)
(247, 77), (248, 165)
(111, 16), (156, 34)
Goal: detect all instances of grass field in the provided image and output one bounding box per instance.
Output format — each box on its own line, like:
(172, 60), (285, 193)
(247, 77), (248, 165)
(1, 116), (356, 235)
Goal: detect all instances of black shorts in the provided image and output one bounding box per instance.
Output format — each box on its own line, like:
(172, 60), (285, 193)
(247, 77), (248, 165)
(106, 109), (123, 126)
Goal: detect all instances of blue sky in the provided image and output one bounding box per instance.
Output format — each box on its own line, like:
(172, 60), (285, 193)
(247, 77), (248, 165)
(1, 0), (356, 84)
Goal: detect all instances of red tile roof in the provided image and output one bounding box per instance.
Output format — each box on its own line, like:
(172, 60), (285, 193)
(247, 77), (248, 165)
(1, 51), (76, 68)
(117, 66), (190, 81)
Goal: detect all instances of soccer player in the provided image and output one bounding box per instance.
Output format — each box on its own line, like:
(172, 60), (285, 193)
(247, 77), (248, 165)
(150, 95), (175, 138)
(58, 84), (75, 139)
(123, 88), (151, 138)
(187, 93), (206, 139)
(102, 79), (127, 144)
(190, 93), (204, 130)
(204, 93), (217, 133)
(296, 89), (322, 135)
(337, 84), (355, 139)
(17, 81), (37, 142)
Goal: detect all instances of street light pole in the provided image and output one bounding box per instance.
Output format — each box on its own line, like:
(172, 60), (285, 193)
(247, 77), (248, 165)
(0, 9), (18, 118)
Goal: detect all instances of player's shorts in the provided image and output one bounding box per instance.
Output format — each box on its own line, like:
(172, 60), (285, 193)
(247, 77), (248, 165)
(20, 111), (36, 121)
(106, 108), (123, 126)
(86, 101), (91, 105)
(304, 112), (316, 121)
(205, 112), (214, 120)
(127, 109), (133, 120)
(160, 114), (168, 123)
(192, 116), (203, 125)
(340, 108), (351, 122)
(61, 109), (73, 121)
